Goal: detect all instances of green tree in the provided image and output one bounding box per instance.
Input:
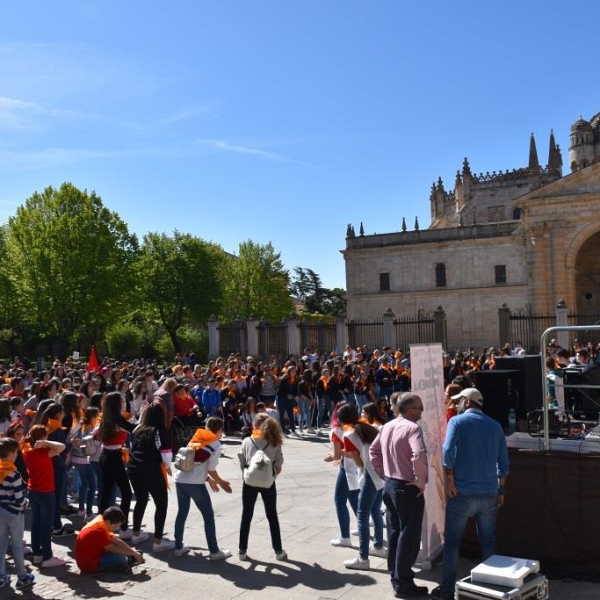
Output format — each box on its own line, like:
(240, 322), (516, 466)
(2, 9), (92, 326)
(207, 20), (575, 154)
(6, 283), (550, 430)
(222, 240), (293, 321)
(290, 267), (346, 316)
(6, 183), (138, 355)
(136, 231), (224, 353)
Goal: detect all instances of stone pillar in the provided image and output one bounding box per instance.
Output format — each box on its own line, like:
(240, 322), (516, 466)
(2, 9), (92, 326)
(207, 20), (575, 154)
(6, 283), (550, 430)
(383, 308), (396, 349)
(287, 314), (301, 357)
(555, 300), (568, 350)
(208, 316), (219, 360)
(336, 314), (348, 354)
(433, 305), (446, 347)
(246, 315), (259, 359)
(498, 304), (511, 347)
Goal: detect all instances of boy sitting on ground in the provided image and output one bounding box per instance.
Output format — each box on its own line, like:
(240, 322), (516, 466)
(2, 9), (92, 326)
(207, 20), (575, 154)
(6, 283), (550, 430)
(75, 507), (144, 574)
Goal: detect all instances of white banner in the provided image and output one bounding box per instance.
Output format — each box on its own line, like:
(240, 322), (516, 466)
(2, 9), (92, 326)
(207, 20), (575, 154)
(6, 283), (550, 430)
(410, 343), (446, 569)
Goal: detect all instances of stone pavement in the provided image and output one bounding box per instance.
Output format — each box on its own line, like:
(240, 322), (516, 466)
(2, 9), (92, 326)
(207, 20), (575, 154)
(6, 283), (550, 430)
(3, 432), (599, 599)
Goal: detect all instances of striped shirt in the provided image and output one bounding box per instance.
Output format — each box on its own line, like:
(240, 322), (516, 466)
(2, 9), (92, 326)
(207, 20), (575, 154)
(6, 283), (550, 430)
(0, 471), (27, 515)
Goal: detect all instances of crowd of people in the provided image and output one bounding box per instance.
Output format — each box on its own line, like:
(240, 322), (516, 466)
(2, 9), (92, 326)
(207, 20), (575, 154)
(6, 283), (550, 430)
(0, 339), (593, 596)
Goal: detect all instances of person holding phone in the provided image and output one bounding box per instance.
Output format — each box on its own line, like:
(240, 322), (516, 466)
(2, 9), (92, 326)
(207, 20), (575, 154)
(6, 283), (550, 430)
(369, 392), (429, 599)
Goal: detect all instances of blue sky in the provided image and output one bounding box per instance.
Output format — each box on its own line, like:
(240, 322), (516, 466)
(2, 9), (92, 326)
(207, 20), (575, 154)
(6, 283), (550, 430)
(0, 1), (598, 290)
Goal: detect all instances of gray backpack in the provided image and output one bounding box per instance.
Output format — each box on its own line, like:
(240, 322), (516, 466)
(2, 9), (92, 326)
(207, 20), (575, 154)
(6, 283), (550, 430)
(243, 439), (275, 489)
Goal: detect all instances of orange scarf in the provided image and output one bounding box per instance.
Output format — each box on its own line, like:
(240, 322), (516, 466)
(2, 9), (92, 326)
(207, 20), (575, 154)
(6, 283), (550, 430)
(160, 462), (170, 490)
(189, 428), (219, 450)
(0, 459), (16, 483)
(319, 376), (329, 389)
(83, 514), (114, 539)
(251, 429), (264, 438)
(46, 418), (64, 434)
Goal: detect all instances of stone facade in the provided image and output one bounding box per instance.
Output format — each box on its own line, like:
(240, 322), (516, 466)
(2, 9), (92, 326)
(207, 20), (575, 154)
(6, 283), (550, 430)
(344, 112), (600, 350)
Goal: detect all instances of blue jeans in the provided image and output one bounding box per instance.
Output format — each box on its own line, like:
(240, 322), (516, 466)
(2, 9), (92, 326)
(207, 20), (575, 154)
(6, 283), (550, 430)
(355, 393), (368, 411)
(383, 478), (424, 593)
(98, 551), (129, 572)
(53, 460), (66, 529)
(0, 508), (26, 577)
(297, 398), (311, 429)
(174, 483), (218, 553)
(316, 394), (332, 428)
(441, 494), (498, 596)
(277, 397), (296, 433)
(29, 490), (55, 561)
(358, 474), (384, 559)
(334, 467), (359, 539)
(74, 464), (96, 515)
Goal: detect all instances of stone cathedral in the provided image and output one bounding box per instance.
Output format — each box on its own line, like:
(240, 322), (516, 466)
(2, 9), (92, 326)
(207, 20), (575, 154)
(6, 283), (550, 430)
(343, 111), (600, 350)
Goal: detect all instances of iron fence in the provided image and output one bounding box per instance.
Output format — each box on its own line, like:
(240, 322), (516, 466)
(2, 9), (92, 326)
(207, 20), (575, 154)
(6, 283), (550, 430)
(347, 318), (384, 349)
(299, 321), (336, 357)
(509, 310), (554, 353)
(257, 321), (288, 362)
(217, 321), (247, 358)
(394, 312), (437, 350)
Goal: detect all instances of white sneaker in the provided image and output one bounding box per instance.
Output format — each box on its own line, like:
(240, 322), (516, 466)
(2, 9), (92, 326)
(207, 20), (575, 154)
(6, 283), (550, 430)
(275, 550), (287, 561)
(32, 555), (43, 565)
(316, 428), (322, 435)
(330, 537), (352, 547)
(174, 545), (191, 557)
(41, 556), (67, 568)
(344, 555), (370, 570)
(131, 531), (150, 544)
(119, 529), (134, 540)
(307, 428), (316, 434)
(208, 549), (231, 561)
(238, 551), (248, 561)
(153, 539), (175, 552)
(369, 543), (388, 558)
(351, 529), (359, 536)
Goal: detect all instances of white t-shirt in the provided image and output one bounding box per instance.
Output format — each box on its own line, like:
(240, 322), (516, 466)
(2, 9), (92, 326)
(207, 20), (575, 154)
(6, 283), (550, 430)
(173, 441), (221, 485)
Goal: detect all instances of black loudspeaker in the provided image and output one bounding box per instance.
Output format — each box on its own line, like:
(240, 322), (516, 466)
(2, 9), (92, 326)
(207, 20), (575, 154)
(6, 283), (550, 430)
(563, 367), (600, 418)
(471, 370), (521, 429)
(493, 355), (544, 418)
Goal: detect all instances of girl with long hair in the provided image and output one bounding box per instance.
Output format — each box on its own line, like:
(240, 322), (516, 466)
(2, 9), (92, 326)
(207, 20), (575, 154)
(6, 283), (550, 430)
(127, 403), (173, 551)
(324, 398), (359, 549)
(23, 425), (66, 567)
(71, 407), (99, 520)
(40, 403), (73, 535)
(297, 370), (314, 434)
(337, 403), (386, 570)
(237, 414), (286, 561)
(98, 392), (134, 538)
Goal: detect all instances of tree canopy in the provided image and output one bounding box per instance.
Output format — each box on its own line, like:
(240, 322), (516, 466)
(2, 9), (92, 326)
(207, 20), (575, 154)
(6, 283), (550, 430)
(221, 240), (293, 321)
(6, 183), (138, 354)
(136, 231), (224, 352)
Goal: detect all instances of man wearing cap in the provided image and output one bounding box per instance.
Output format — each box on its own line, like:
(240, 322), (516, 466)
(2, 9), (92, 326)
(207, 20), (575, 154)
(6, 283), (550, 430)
(430, 388), (509, 600)
(370, 392), (428, 598)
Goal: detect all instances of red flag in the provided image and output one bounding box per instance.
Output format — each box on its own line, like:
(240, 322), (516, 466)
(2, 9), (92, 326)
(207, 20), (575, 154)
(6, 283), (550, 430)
(87, 346), (99, 374)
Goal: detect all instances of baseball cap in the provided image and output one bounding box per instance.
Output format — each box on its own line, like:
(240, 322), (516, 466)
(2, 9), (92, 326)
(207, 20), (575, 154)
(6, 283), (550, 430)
(450, 387), (483, 406)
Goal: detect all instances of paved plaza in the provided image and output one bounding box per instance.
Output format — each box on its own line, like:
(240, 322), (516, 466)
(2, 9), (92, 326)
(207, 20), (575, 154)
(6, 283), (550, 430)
(4, 432), (599, 599)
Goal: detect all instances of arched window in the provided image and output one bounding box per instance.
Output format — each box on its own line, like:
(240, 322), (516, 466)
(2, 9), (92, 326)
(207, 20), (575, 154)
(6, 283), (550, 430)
(435, 263), (447, 288)
(512, 208), (522, 220)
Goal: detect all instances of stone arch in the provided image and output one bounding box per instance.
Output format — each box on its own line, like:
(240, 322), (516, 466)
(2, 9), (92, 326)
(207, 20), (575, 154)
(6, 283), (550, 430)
(565, 222), (600, 313)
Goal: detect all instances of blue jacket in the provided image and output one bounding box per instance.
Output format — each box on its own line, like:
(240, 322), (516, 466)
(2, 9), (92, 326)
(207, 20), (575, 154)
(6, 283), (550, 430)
(443, 408), (509, 495)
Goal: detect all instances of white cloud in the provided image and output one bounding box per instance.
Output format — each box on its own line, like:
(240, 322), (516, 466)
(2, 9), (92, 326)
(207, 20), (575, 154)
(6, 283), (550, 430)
(195, 138), (315, 168)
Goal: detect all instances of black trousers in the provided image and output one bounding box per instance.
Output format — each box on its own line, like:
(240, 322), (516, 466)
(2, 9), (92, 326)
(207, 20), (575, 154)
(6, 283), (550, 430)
(99, 449), (132, 529)
(128, 467), (168, 538)
(238, 482), (282, 553)
(383, 478), (425, 593)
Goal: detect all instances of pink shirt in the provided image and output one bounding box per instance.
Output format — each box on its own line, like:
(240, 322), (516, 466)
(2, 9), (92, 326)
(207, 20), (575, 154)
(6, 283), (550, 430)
(369, 416), (428, 491)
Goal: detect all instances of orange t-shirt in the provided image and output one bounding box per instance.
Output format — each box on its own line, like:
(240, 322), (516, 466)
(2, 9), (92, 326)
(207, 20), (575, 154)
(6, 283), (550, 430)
(23, 447), (55, 492)
(75, 515), (114, 573)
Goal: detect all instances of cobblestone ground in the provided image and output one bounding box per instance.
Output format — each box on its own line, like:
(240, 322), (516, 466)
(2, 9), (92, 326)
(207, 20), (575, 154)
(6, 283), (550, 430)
(2, 434), (599, 599)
